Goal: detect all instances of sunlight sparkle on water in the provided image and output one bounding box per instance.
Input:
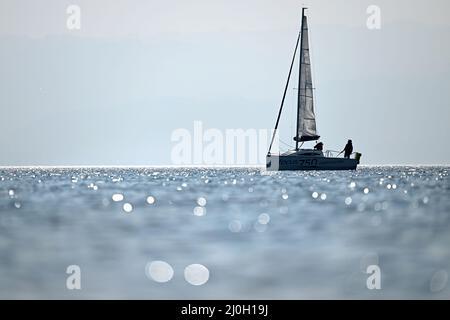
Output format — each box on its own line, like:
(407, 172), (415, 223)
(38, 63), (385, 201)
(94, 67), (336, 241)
(88, 183), (98, 191)
(112, 194), (124, 202)
(193, 206), (206, 216)
(184, 264), (210, 286)
(258, 213), (270, 225)
(145, 261), (174, 283)
(146, 196), (155, 204)
(197, 197), (207, 207)
(123, 203), (133, 213)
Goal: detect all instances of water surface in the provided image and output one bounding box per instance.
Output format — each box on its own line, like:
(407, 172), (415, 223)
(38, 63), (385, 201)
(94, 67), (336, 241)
(0, 166), (449, 299)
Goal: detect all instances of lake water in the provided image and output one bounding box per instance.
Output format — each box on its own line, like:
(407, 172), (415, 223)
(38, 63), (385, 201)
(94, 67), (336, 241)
(0, 166), (449, 299)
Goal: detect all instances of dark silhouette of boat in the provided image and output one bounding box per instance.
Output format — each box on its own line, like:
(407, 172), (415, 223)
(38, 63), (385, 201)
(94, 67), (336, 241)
(266, 8), (361, 171)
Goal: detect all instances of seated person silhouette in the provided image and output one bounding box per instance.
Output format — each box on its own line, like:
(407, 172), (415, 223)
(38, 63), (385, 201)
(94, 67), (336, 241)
(314, 142), (324, 151)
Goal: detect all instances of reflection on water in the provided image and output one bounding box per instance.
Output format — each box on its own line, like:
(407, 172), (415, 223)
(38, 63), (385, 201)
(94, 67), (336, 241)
(0, 166), (449, 298)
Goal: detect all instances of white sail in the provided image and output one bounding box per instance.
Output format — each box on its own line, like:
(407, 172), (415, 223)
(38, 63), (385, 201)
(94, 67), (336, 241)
(297, 15), (319, 142)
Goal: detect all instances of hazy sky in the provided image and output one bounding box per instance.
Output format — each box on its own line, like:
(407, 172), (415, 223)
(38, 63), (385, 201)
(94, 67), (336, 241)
(1, 0), (449, 165)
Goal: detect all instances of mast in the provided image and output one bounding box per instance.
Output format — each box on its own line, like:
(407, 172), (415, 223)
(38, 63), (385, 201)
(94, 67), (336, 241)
(295, 7), (306, 151)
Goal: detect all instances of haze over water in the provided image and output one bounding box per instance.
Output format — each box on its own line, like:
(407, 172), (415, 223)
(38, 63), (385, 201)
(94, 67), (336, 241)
(1, 166), (449, 298)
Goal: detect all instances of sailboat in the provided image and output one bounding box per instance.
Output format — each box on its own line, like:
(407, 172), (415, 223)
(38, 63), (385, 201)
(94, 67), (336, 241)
(266, 8), (361, 171)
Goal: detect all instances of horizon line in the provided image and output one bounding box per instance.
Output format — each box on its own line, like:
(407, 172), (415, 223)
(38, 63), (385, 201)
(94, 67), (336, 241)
(0, 164), (449, 169)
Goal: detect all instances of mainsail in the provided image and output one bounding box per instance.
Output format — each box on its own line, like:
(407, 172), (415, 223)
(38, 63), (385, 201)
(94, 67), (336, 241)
(295, 12), (319, 144)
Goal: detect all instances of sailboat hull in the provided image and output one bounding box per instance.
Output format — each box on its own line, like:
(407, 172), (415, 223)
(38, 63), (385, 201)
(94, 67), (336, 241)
(266, 152), (359, 171)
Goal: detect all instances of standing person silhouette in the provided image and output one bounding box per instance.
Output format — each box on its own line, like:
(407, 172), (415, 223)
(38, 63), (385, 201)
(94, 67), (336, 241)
(342, 140), (353, 159)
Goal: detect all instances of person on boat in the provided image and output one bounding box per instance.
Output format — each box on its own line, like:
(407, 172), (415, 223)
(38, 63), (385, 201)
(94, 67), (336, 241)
(314, 142), (324, 151)
(342, 140), (353, 158)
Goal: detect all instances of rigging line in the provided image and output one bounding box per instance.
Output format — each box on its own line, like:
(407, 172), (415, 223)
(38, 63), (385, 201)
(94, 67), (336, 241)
(280, 139), (294, 148)
(267, 31), (301, 155)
